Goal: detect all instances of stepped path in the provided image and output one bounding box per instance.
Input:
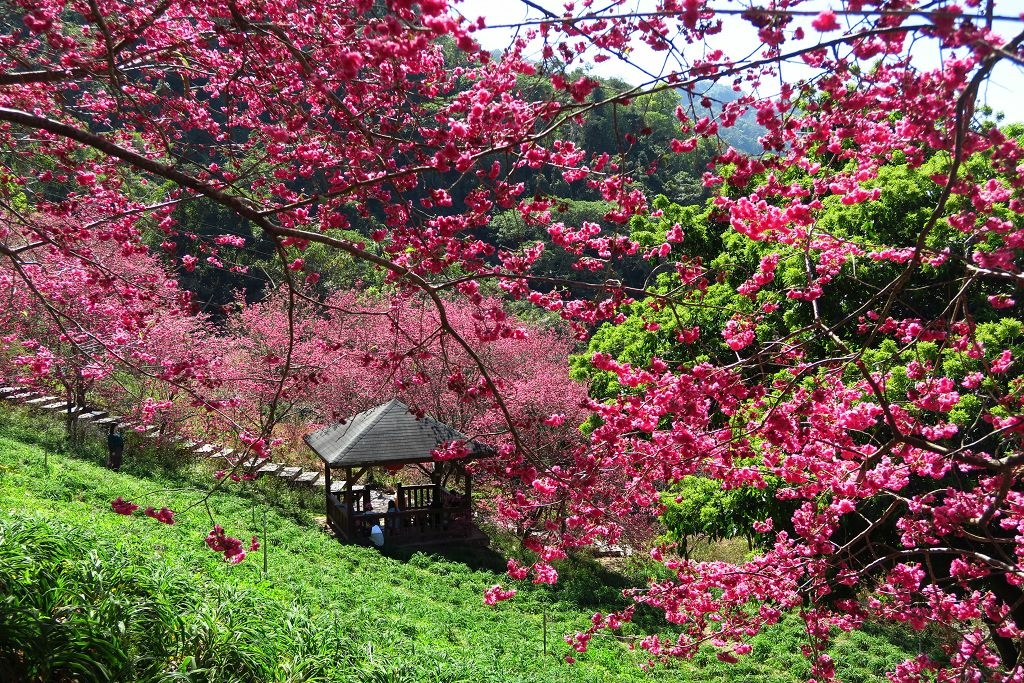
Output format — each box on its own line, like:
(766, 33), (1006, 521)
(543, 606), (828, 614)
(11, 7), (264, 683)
(0, 386), (332, 491)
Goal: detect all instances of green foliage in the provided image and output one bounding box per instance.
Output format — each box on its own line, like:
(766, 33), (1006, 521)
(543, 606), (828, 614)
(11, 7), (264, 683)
(660, 476), (783, 555)
(169, 198), (278, 313)
(572, 198), (743, 398)
(293, 226), (389, 292)
(488, 199), (646, 293)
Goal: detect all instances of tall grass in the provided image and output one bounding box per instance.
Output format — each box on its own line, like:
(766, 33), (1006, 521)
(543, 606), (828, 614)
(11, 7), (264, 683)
(0, 406), (924, 682)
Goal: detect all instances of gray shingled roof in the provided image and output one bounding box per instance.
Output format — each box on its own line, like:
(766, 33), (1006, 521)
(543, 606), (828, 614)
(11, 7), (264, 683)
(304, 398), (493, 467)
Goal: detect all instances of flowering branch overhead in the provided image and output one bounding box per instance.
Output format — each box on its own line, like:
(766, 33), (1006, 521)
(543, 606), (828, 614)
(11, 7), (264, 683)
(2, 0), (1024, 679)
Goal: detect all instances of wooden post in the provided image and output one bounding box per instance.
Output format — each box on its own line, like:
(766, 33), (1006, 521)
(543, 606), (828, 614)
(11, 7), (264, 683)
(324, 465), (332, 517)
(345, 466), (355, 541)
(543, 609), (548, 656)
(262, 506), (268, 577)
(396, 483), (404, 510)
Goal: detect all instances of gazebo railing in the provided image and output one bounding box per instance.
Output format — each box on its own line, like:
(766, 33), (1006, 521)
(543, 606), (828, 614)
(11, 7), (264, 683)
(396, 483), (436, 510)
(326, 492), (472, 544)
(326, 492), (348, 537)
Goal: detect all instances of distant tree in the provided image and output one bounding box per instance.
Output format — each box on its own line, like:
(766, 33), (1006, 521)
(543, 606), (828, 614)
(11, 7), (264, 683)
(0, 228), (213, 440)
(214, 287), (589, 463)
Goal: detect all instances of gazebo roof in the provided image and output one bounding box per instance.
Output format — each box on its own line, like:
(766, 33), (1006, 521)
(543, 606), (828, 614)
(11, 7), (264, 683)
(304, 398), (493, 467)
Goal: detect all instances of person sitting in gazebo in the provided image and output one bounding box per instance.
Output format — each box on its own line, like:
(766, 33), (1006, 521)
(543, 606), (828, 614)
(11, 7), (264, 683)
(356, 503), (377, 537)
(369, 523), (384, 547)
(386, 499), (400, 530)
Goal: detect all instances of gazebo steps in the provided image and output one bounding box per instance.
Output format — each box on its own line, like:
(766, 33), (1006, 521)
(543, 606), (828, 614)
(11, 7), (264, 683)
(293, 471), (319, 485)
(337, 524), (490, 550)
(388, 528), (491, 549)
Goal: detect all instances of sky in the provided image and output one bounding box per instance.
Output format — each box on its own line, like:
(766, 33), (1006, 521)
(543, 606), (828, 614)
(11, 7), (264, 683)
(454, 0), (1024, 123)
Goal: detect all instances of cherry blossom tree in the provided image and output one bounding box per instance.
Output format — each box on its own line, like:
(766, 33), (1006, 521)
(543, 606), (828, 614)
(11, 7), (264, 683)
(0, 226), (218, 440)
(2, 0), (1024, 679)
(215, 287), (589, 469)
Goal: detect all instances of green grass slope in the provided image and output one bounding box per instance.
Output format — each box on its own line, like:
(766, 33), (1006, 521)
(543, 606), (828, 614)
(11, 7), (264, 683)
(0, 408), (921, 682)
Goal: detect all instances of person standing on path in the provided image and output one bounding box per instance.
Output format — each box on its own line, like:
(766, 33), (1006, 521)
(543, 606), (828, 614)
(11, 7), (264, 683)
(106, 425), (124, 471)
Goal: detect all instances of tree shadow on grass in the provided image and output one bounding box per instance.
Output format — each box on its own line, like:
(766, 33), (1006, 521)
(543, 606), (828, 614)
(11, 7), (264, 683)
(526, 554), (675, 634)
(381, 541), (510, 574)
(380, 539), (673, 632)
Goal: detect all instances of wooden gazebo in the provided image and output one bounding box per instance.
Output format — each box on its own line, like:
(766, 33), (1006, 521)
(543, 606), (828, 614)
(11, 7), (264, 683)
(304, 399), (493, 547)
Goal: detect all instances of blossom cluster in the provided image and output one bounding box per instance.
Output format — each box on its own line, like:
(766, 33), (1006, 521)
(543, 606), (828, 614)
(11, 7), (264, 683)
(204, 525), (259, 565)
(110, 498), (174, 525)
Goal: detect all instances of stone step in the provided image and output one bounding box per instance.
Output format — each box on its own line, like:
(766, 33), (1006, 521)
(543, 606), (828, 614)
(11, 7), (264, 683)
(208, 446), (234, 459)
(2, 388), (349, 497)
(257, 462), (282, 475)
(24, 396), (59, 405)
(4, 392), (344, 498)
(277, 466), (302, 480)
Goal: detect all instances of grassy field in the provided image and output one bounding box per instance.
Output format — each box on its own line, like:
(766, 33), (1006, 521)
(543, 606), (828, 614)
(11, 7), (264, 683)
(0, 407), (925, 682)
